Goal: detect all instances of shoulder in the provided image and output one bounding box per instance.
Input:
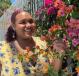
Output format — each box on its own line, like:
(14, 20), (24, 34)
(0, 40), (11, 51)
(33, 36), (47, 49)
(0, 41), (5, 49)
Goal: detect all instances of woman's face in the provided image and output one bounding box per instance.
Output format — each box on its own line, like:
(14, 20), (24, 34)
(14, 11), (36, 39)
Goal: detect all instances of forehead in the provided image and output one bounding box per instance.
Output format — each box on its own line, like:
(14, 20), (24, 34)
(15, 12), (33, 21)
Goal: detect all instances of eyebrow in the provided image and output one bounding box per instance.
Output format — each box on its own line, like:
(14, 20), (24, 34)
(21, 18), (33, 21)
(17, 18), (34, 24)
(20, 19), (27, 22)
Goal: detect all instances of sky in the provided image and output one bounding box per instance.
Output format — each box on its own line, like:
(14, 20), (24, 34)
(10, 0), (16, 3)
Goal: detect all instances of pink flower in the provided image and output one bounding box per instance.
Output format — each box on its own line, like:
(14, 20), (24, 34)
(67, 28), (79, 39)
(67, 28), (75, 38)
(65, 18), (79, 29)
(35, 10), (40, 16)
(47, 7), (55, 15)
(66, 27), (79, 47)
(44, 0), (53, 6)
(72, 38), (79, 47)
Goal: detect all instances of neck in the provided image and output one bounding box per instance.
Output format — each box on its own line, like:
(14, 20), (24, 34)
(15, 37), (35, 50)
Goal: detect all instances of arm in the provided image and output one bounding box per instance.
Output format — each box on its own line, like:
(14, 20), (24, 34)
(51, 59), (62, 71)
(48, 51), (63, 71)
(0, 54), (1, 76)
(48, 39), (66, 71)
(0, 41), (4, 76)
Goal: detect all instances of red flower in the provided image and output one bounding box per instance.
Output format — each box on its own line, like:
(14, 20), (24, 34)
(65, 5), (73, 14)
(40, 35), (48, 41)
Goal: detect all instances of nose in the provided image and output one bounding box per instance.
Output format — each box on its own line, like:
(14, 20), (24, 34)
(25, 22), (31, 28)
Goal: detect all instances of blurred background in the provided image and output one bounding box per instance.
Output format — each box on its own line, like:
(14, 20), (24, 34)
(0, 0), (43, 41)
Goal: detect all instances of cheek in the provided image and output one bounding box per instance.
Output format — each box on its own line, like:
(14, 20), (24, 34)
(15, 24), (25, 35)
(15, 24), (24, 30)
(31, 23), (36, 30)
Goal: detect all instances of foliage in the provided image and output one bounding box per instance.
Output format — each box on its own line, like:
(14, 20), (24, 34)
(0, 0), (11, 17)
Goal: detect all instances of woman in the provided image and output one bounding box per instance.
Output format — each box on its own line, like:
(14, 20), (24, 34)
(0, 9), (64, 76)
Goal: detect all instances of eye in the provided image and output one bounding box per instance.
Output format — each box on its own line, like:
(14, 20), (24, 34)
(28, 19), (34, 24)
(20, 20), (27, 24)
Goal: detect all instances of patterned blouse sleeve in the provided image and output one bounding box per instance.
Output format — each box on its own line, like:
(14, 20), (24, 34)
(0, 41), (5, 62)
(0, 41), (3, 49)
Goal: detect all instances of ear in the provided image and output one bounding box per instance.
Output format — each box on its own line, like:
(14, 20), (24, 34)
(11, 23), (15, 30)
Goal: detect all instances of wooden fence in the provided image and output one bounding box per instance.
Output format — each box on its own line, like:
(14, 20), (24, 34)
(24, 0), (44, 16)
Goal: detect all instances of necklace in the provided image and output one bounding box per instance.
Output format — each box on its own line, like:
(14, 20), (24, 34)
(12, 40), (38, 63)
(13, 40), (30, 54)
(11, 40), (49, 74)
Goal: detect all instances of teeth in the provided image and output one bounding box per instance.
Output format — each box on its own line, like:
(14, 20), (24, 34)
(25, 29), (31, 32)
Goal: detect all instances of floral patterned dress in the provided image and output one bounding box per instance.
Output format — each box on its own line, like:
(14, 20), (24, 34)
(0, 37), (49, 76)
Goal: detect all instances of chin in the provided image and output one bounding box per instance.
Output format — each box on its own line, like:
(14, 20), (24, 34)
(24, 35), (32, 39)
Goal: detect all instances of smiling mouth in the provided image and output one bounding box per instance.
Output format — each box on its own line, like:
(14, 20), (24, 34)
(24, 28), (34, 33)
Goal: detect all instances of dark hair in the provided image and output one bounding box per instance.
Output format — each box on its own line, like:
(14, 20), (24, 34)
(5, 26), (17, 42)
(11, 9), (23, 24)
(6, 9), (23, 42)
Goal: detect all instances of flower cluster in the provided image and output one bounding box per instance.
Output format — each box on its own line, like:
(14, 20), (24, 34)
(18, 45), (49, 74)
(35, 0), (79, 75)
(35, 0), (73, 35)
(17, 41), (67, 75)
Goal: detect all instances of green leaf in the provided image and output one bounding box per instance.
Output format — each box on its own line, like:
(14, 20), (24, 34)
(18, 55), (24, 62)
(77, 61), (79, 66)
(72, 11), (79, 19)
(48, 65), (59, 76)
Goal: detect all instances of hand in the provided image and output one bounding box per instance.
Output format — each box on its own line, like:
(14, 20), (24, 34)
(49, 58), (62, 71)
(53, 39), (66, 54)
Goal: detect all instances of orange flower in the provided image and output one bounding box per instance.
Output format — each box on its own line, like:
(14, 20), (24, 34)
(19, 51), (23, 55)
(75, 67), (79, 73)
(57, 9), (65, 17)
(25, 47), (30, 52)
(54, 0), (65, 9)
(25, 57), (30, 62)
(76, 51), (79, 61)
(28, 51), (33, 56)
(49, 24), (62, 32)
(25, 51), (33, 62)
(42, 63), (48, 73)
(40, 49), (44, 54)
(35, 45), (40, 49)
(40, 61), (48, 73)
